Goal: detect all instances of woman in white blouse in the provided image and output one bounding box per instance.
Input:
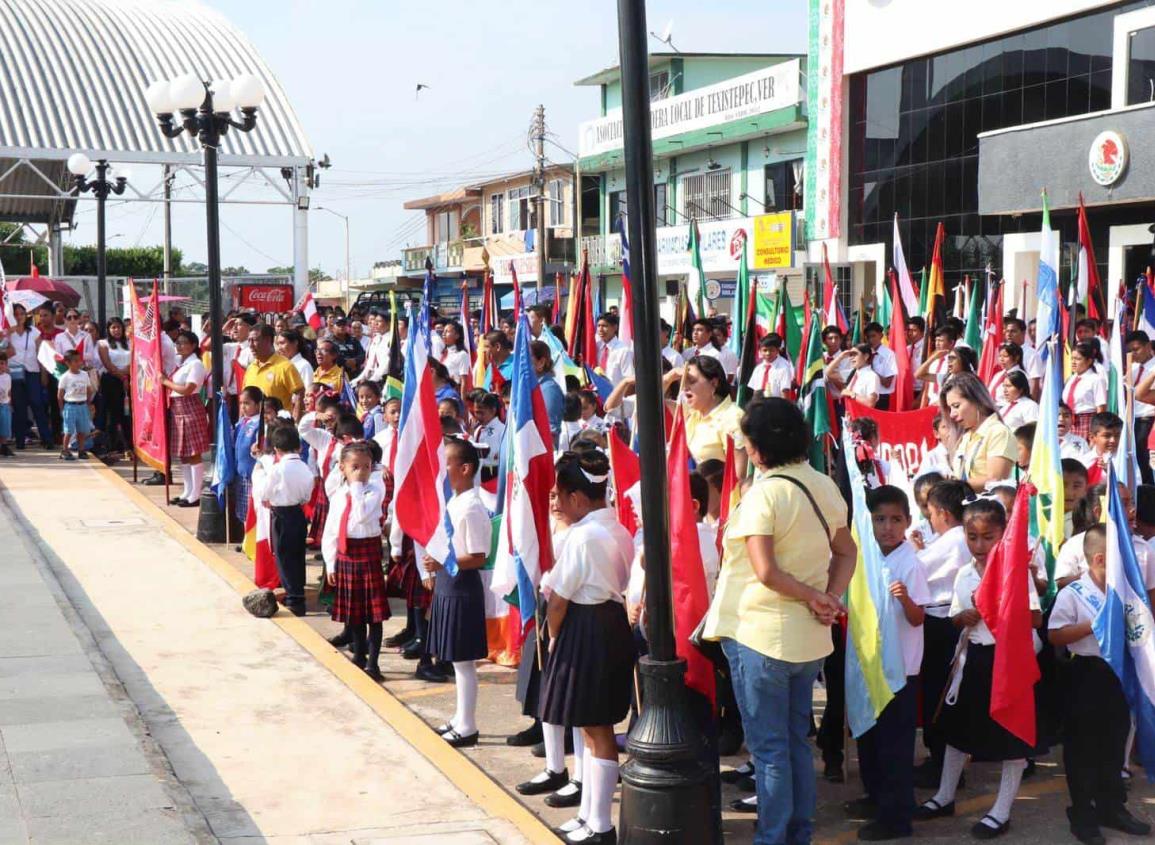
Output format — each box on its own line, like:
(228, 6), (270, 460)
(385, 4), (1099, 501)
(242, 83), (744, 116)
(97, 317), (132, 457)
(439, 320), (472, 382)
(987, 342), (1025, 408)
(999, 370), (1039, 433)
(1063, 340), (1107, 440)
(53, 308), (97, 370)
(160, 330), (210, 507)
(4, 303), (53, 449)
(827, 343), (880, 407)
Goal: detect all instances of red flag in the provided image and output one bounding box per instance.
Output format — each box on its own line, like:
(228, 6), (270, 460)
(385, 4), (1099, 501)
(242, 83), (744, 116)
(821, 242), (849, 334)
(1076, 194), (1103, 325)
(976, 285), (1005, 384)
(568, 258), (598, 367)
(552, 272), (562, 325)
(974, 483), (1041, 747)
(716, 436), (739, 558)
(887, 270), (914, 412)
(668, 407), (716, 707)
(481, 271), (496, 335)
(608, 427), (641, 537)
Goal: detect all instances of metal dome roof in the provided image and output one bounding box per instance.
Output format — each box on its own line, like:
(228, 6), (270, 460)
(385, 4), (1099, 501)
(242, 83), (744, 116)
(0, 0), (312, 223)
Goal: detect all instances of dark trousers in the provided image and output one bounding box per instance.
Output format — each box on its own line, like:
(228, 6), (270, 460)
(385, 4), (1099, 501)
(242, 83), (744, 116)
(270, 505), (308, 609)
(920, 614), (959, 767)
(816, 622), (846, 767)
(875, 393), (891, 411)
(44, 374), (61, 443)
(1136, 417), (1154, 486)
(858, 678), (918, 831)
(1062, 656), (1130, 828)
(11, 375), (52, 448)
(97, 373), (129, 452)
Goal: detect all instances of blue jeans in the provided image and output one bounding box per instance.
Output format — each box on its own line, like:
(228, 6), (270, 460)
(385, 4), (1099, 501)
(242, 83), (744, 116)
(722, 639), (823, 845)
(11, 374), (53, 447)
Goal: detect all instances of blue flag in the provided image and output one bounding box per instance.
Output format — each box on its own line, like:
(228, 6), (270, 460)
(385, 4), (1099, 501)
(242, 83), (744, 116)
(210, 390), (235, 507)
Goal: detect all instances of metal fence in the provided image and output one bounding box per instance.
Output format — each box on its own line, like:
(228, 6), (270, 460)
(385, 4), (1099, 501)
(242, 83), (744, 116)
(47, 274), (291, 320)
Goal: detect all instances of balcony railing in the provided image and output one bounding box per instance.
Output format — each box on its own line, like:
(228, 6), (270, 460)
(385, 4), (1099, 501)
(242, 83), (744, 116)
(402, 240), (466, 273)
(581, 234), (622, 269)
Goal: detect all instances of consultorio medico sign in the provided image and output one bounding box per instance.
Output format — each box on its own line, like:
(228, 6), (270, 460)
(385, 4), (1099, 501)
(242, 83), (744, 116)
(578, 60), (802, 158)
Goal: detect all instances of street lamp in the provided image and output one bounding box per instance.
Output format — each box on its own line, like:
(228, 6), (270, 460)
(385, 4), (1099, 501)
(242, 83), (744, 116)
(615, 0), (719, 842)
(145, 71), (266, 540)
(67, 154), (128, 331)
(316, 206), (351, 308)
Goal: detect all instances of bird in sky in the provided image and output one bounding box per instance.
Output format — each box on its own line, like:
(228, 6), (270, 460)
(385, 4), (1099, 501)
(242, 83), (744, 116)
(415, 83), (431, 99)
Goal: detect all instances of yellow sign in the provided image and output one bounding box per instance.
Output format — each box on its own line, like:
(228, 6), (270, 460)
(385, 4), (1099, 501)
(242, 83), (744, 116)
(752, 212), (794, 270)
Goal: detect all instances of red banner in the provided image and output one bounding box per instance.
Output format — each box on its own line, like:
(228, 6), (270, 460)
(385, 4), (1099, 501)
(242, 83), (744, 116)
(844, 398), (938, 481)
(130, 281), (169, 473)
(234, 284), (294, 313)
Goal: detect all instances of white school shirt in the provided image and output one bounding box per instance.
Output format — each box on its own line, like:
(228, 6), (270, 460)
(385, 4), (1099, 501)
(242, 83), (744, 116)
(717, 344), (740, 379)
(870, 343), (898, 394)
(844, 366), (881, 403)
(0, 372), (8, 404)
(988, 366), (1025, 408)
(924, 355), (950, 404)
(747, 357), (794, 398)
(321, 476), (386, 574)
(1057, 530), (1154, 585)
(698, 521), (721, 600)
(473, 418), (506, 471)
(909, 342), (925, 391)
(882, 541), (932, 675)
(578, 414), (607, 434)
(447, 487), (492, 560)
(170, 354), (206, 397)
(291, 353), (314, 392)
(547, 507), (633, 605)
(824, 353), (855, 399)
(662, 347), (685, 369)
(440, 345), (472, 382)
(1022, 343), (1042, 381)
(372, 424), (397, 463)
(1133, 357), (1155, 419)
(1059, 432), (1090, 460)
(949, 561), (1040, 646)
(1048, 574), (1104, 657)
(298, 413), (341, 480)
(917, 524), (970, 617)
(1063, 370), (1107, 415)
(907, 517), (938, 547)
(918, 443), (951, 477)
(255, 453), (314, 507)
(598, 336), (635, 386)
(7, 328), (40, 375)
(53, 329), (98, 369)
(57, 370), (90, 403)
(1001, 397), (1039, 433)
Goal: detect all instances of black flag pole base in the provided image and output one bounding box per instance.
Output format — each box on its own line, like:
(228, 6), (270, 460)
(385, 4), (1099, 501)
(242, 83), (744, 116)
(195, 484), (226, 544)
(619, 656), (720, 843)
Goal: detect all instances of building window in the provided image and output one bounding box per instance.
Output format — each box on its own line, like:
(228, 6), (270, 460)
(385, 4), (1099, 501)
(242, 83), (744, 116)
(805, 262), (853, 318)
(847, 2), (1133, 287)
(655, 183), (669, 227)
(435, 210), (458, 243)
(682, 169), (732, 221)
(490, 194), (504, 234)
(508, 186), (535, 231)
(650, 70), (670, 101)
(764, 159), (803, 212)
(548, 178), (566, 226)
(609, 190), (627, 231)
(1127, 26), (1155, 105)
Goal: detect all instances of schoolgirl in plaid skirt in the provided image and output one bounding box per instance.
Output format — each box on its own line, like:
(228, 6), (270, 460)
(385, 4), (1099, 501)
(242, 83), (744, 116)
(323, 440), (388, 681)
(160, 332), (210, 507)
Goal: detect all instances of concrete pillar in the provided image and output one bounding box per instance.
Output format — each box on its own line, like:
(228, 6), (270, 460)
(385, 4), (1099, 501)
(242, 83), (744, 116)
(292, 167), (309, 299)
(47, 224), (64, 276)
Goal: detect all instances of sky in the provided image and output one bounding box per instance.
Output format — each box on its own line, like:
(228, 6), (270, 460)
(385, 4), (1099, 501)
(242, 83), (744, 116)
(73, 0), (808, 281)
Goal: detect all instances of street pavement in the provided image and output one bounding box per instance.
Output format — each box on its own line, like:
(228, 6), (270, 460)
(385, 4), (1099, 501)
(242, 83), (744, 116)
(0, 449), (1152, 844)
(0, 451), (537, 844)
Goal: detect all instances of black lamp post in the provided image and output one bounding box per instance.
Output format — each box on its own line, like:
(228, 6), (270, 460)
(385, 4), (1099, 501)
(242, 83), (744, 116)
(67, 154), (127, 330)
(145, 72), (265, 539)
(615, 0), (719, 842)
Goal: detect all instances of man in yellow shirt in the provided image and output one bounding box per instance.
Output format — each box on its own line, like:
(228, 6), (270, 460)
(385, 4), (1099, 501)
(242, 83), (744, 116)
(244, 324), (305, 418)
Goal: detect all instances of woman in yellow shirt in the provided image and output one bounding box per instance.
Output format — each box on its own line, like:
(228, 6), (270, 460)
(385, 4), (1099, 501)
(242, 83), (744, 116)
(941, 372), (1015, 492)
(681, 355), (748, 477)
(703, 398), (856, 845)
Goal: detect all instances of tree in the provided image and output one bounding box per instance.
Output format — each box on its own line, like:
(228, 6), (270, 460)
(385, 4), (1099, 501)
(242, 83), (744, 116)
(310, 267), (332, 283)
(62, 245), (183, 277)
(184, 261), (208, 275)
(221, 265), (251, 276)
(266, 265), (293, 276)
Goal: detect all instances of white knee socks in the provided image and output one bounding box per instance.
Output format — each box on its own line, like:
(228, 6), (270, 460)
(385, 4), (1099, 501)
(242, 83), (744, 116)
(986, 759), (1027, 825)
(179, 464), (192, 500)
(586, 756), (619, 834)
(578, 747), (593, 821)
(542, 722), (566, 775)
(572, 727), (586, 781)
(188, 462), (204, 502)
(451, 661), (478, 735)
(930, 744), (968, 807)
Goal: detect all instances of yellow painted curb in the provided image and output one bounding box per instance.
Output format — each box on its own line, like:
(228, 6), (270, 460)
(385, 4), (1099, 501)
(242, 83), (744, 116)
(86, 459), (558, 845)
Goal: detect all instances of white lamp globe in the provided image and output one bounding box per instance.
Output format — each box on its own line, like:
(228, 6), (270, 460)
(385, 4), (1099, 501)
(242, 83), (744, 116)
(144, 80), (174, 114)
(170, 73), (205, 110)
(66, 153), (91, 177)
(112, 166), (132, 183)
(231, 73), (266, 109)
(210, 79), (236, 112)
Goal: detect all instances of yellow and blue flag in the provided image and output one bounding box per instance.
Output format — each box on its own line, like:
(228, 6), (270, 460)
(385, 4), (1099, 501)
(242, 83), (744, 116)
(843, 426), (907, 738)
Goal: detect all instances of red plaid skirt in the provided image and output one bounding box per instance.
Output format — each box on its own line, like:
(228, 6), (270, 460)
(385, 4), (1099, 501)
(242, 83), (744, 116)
(307, 480), (328, 547)
(1070, 412), (1094, 441)
(331, 535), (390, 624)
(170, 394), (210, 459)
(386, 535), (430, 610)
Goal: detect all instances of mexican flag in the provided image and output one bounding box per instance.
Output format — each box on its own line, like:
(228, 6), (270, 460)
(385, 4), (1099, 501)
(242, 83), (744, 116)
(37, 338), (83, 377)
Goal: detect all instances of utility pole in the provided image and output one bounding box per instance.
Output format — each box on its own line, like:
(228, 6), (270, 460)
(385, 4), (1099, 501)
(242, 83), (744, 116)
(162, 165), (173, 296)
(533, 104), (546, 295)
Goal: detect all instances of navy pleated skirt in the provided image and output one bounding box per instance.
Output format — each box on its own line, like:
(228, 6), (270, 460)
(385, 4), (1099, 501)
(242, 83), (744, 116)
(426, 567), (487, 663)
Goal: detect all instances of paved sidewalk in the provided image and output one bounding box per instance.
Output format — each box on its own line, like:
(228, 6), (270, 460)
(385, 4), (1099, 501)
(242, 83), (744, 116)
(0, 478), (206, 844)
(0, 452), (540, 844)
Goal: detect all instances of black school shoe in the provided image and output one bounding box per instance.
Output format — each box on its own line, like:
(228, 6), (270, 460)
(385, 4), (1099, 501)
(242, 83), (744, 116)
(415, 662), (450, 683)
(564, 827), (616, 844)
(401, 638), (424, 660)
(720, 760), (754, 784)
(506, 720), (543, 747)
(545, 782), (582, 808)
(843, 796), (878, 819)
(516, 768), (568, 795)
(443, 728), (478, 748)
(857, 821), (912, 841)
(970, 815), (1010, 839)
(912, 799), (954, 821)
(385, 627), (414, 648)
(1098, 807), (1152, 836)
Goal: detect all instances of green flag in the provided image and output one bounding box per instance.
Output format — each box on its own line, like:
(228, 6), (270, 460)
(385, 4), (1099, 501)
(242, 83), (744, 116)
(850, 308), (863, 346)
(917, 266), (928, 318)
(727, 238), (751, 363)
(963, 276), (982, 349)
(688, 219), (706, 317)
(801, 299), (831, 471)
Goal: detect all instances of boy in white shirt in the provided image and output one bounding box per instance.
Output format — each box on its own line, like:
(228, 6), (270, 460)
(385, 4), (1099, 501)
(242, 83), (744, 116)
(1049, 525), (1151, 843)
(0, 356), (12, 457)
(746, 334), (794, 400)
(255, 424), (315, 616)
(847, 485), (929, 840)
(1058, 403), (1090, 460)
(57, 350), (93, 461)
(471, 393), (506, 483)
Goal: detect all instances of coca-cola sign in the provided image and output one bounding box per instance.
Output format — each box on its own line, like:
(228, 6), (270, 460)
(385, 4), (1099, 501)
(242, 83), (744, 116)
(235, 284), (294, 313)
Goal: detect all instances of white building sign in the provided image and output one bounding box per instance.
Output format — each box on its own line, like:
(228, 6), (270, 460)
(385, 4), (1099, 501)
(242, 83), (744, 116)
(491, 252), (538, 284)
(578, 60), (802, 158)
(656, 217), (753, 275)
